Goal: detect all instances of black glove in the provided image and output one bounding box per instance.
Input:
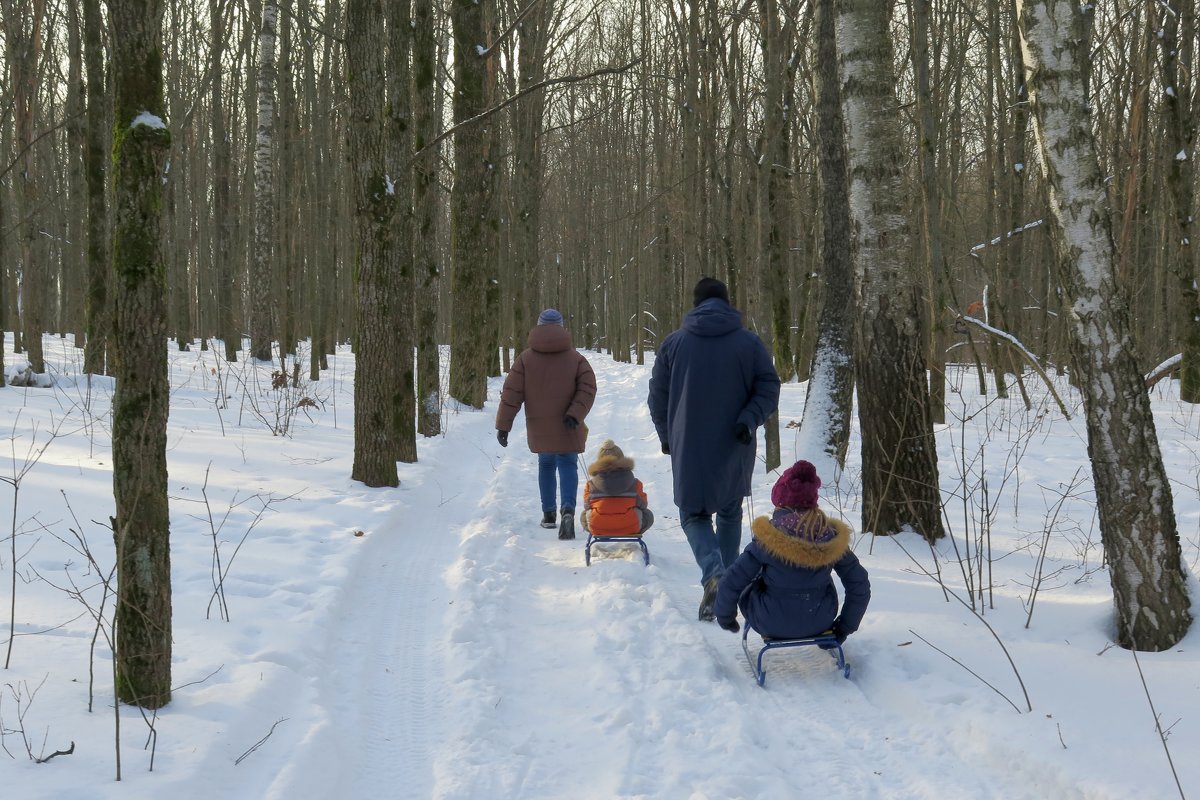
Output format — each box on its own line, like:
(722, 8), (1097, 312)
(717, 616), (740, 633)
(496, 430), (508, 447)
(563, 415), (579, 430)
(831, 621), (848, 644)
(734, 423), (752, 445)
(660, 441), (670, 455)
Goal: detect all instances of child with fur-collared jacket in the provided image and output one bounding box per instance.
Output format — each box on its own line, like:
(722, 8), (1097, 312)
(713, 460), (869, 642)
(581, 440), (654, 536)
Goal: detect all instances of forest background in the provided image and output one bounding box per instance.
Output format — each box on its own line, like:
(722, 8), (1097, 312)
(1, 0), (1198, 713)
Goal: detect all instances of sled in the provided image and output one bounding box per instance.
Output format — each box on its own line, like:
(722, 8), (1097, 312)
(584, 532), (650, 566)
(741, 625), (850, 686)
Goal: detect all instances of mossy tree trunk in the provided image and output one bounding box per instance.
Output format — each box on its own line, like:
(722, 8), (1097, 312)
(347, 0), (400, 487)
(110, 0), (173, 709)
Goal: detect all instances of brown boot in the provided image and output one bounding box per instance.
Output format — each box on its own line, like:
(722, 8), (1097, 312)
(698, 575), (719, 621)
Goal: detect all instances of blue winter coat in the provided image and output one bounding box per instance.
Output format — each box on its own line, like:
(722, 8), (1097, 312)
(713, 508), (870, 640)
(647, 299), (780, 513)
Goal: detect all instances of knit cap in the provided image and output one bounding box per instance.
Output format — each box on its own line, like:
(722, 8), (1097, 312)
(597, 439), (625, 460)
(537, 308), (564, 326)
(692, 277), (729, 307)
(771, 460), (821, 509)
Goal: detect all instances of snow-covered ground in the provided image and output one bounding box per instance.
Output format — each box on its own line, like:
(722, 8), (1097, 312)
(2, 334), (1199, 799)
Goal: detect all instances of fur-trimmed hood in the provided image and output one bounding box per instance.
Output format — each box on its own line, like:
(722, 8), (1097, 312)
(587, 453), (636, 476)
(750, 510), (852, 569)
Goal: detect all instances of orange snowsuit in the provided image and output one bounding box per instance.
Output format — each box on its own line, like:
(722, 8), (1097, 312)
(582, 451), (653, 536)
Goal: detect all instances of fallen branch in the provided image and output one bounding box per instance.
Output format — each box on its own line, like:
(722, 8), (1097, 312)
(34, 741), (75, 763)
(234, 717), (288, 765)
(952, 312), (1071, 419)
(1144, 354), (1181, 390)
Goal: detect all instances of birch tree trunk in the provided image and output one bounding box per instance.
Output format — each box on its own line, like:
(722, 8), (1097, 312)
(347, 0), (400, 487)
(837, 0), (944, 541)
(82, 0), (110, 374)
(1018, 0), (1192, 650)
(110, 0), (173, 708)
(249, 0), (279, 362)
(798, 0), (855, 471)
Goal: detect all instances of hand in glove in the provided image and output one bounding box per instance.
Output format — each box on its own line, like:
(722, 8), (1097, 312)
(830, 621), (848, 644)
(734, 423), (753, 445)
(496, 430), (509, 447)
(717, 616), (740, 634)
(563, 415), (579, 430)
(660, 441), (670, 455)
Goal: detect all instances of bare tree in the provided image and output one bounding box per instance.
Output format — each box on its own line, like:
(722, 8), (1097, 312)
(82, 0), (110, 375)
(412, 0), (442, 436)
(836, 0), (944, 541)
(110, 0), (173, 708)
(1018, 0), (1192, 650)
(249, 0), (279, 362)
(348, 0), (400, 487)
(798, 0), (855, 470)
(448, 0), (498, 409)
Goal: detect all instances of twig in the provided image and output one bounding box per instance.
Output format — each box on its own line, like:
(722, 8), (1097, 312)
(34, 741), (75, 763)
(234, 718), (289, 765)
(907, 629), (1022, 713)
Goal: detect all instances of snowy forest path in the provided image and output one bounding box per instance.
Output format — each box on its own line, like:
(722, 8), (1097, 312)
(271, 353), (1098, 799)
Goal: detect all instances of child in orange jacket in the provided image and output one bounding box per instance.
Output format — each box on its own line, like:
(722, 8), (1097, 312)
(581, 440), (654, 536)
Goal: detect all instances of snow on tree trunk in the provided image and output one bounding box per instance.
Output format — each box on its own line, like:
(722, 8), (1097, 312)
(1018, 0), (1191, 650)
(249, 0), (278, 362)
(836, 0), (944, 541)
(110, 0), (172, 708)
(798, 0), (856, 474)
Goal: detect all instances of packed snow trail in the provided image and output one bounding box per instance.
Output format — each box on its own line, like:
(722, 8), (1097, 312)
(272, 354), (1139, 800)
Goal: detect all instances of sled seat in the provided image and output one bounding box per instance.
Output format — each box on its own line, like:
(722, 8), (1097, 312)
(584, 532), (650, 566)
(741, 625), (850, 686)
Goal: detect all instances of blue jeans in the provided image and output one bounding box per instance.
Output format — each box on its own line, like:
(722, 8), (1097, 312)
(538, 453), (579, 513)
(680, 499), (744, 585)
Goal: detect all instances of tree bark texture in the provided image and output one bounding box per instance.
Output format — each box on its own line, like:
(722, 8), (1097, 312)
(1157, 2), (1200, 402)
(799, 0), (855, 470)
(110, 0), (173, 708)
(1018, 0), (1192, 650)
(836, 0), (944, 541)
(412, 0), (442, 436)
(448, 0), (497, 409)
(82, 0), (111, 375)
(348, 0), (400, 487)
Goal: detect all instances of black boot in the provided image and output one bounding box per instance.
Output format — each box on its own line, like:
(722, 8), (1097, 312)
(558, 508), (576, 540)
(698, 575), (719, 621)
(540, 510), (556, 529)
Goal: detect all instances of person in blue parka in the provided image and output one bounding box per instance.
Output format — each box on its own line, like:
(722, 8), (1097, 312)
(648, 277), (781, 621)
(713, 460), (870, 643)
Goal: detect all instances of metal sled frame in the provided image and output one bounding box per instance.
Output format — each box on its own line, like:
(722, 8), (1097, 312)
(584, 533), (650, 566)
(741, 625), (850, 685)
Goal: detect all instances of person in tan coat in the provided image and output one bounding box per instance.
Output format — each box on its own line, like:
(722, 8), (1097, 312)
(495, 308), (597, 539)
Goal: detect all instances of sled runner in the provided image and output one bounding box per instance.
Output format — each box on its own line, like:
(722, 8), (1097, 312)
(584, 532), (650, 566)
(741, 625), (850, 686)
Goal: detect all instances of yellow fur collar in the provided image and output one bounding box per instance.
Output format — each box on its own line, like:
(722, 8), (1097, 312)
(750, 514), (852, 568)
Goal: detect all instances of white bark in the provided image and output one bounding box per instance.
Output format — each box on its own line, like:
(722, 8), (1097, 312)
(1018, 0), (1191, 650)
